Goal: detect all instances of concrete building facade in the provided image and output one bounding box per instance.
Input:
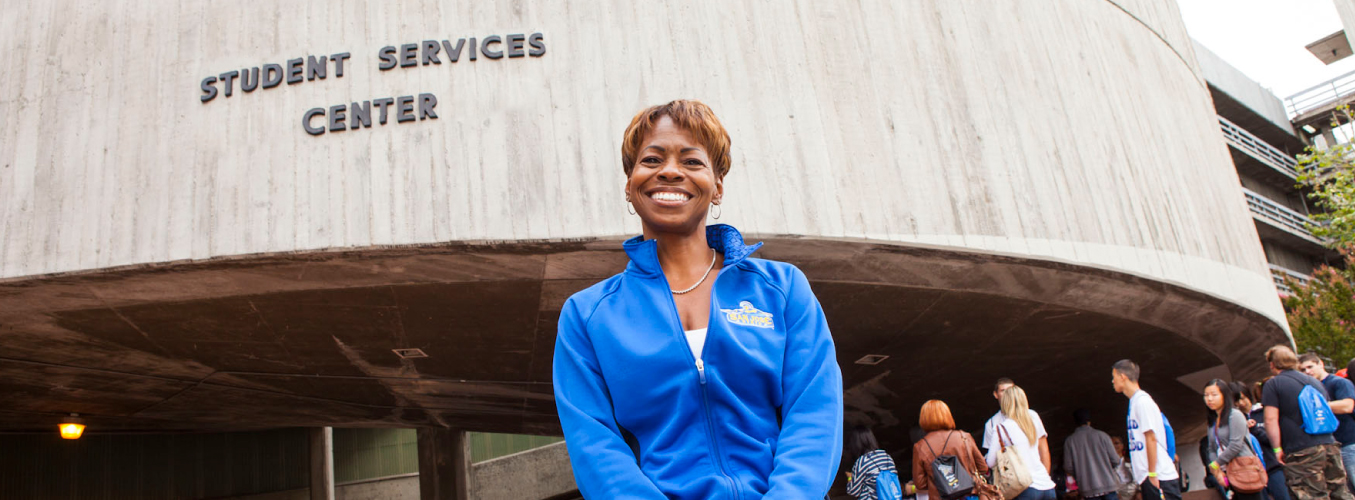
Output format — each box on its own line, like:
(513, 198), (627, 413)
(1194, 43), (1334, 295)
(0, 0), (1292, 497)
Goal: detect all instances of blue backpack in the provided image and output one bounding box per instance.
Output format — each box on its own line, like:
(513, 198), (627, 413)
(1161, 413), (1177, 459)
(1247, 433), (1266, 469)
(1296, 380), (1339, 434)
(877, 469), (903, 500)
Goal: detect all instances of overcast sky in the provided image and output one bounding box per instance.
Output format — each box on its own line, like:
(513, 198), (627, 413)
(1178, 0), (1355, 101)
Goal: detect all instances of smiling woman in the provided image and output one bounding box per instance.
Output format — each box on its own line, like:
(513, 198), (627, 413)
(552, 100), (844, 499)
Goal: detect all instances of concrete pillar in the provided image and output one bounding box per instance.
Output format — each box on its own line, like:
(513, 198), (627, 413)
(309, 427), (335, 500)
(417, 428), (471, 500)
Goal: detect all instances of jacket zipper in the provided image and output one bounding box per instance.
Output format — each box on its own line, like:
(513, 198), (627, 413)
(660, 268), (740, 499)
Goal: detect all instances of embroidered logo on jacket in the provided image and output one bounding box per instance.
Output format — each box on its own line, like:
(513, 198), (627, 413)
(720, 301), (774, 329)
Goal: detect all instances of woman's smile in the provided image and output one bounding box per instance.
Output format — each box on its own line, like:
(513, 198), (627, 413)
(646, 189), (694, 207)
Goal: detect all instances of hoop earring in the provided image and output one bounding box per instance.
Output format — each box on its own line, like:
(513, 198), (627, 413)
(711, 203), (722, 220)
(627, 201), (636, 216)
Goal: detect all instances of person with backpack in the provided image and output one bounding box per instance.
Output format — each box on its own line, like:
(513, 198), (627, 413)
(1262, 345), (1353, 500)
(1111, 359), (1181, 500)
(1232, 381), (1292, 500)
(986, 386), (1057, 500)
(1299, 353), (1355, 493)
(911, 400), (990, 500)
(848, 426), (904, 500)
(1204, 379), (1266, 500)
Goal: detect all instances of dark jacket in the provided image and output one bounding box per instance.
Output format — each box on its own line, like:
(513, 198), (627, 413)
(1247, 407), (1282, 473)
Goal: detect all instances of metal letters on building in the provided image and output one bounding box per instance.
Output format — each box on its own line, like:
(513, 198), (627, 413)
(197, 33), (547, 136)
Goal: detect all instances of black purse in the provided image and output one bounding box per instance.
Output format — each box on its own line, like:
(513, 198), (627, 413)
(924, 431), (977, 500)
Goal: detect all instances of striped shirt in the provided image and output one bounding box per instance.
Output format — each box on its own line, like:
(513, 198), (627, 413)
(847, 449), (899, 500)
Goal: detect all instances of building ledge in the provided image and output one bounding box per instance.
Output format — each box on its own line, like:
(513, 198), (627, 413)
(1306, 30), (1353, 65)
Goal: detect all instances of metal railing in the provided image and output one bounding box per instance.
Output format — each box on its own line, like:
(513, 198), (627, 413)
(1242, 188), (1323, 244)
(1286, 68), (1355, 118)
(1270, 264), (1311, 295)
(1218, 115), (1299, 179)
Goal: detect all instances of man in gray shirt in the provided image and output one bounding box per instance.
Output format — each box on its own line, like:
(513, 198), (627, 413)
(1065, 409), (1125, 500)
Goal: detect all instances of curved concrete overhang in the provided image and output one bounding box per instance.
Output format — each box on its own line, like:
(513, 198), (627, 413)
(0, 0), (1290, 455)
(0, 236), (1287, 450)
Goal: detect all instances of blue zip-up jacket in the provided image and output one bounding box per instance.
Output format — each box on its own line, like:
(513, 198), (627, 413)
(553, 224), (844, 499)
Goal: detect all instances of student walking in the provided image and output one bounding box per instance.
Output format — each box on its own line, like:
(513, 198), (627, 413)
(1064, 409), (1125, 500)
(1203, 379), (1264, 500)
(910, 400), (989, 500)
(1261, 346), (1352, 500)
(1111, 359), (1182, 500)
(1232, 381), (1292, 500)
(983, 378), (1017, 454)
(846, 426), (903, 500)
(986, 385), (1056, 500)
(1300, 353), (1355, 492)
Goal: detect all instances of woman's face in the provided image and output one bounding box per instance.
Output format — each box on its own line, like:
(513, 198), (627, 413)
(1111, 436), (1125, 456)
(1203, 384), (1224, 412)
(626, 116), (723, 237)
(1235, 393), (1252, 411)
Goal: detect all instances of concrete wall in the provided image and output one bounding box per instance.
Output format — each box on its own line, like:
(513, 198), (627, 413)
(0, 0), (1285, 329)
(1339, 0), (1355, 51)
(225, 441), (575, 500)
(1193, 41), (1296, 136)
(469, 441), (575, 500)
(222, 475), (418, 500)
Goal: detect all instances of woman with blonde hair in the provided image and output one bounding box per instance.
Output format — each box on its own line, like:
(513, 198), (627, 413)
(986, 385), (1056, 500)
(910, 400), (989, 500)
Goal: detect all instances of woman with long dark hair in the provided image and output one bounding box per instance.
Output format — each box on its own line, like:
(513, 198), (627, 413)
(1203, 379), (1261, 500)
(846, 425), (902, 500)
(552, 100), (844, 499)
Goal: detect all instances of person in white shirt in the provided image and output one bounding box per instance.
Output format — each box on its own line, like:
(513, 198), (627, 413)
(1112, 359), (1181, 500)
(986, 385), (1056, 500)
(982, 377), (1016, 453)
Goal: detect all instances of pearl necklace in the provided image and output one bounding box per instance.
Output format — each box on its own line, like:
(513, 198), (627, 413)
(670, 250), (718, 294)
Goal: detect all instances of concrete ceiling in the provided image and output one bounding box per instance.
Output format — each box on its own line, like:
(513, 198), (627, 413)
(0, 238), (1288, 460)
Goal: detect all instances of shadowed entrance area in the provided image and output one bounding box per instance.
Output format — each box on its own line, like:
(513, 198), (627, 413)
(0, 237), (1287, 453)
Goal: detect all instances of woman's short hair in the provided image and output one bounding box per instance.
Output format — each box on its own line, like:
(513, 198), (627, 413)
(919, 400), (956, 432)
(621, 100), (732, 179)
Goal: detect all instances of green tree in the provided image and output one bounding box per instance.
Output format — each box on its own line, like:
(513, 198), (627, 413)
(1282, 250), (1355, 368)
(1289, 104), (1355, 366)
(1297, 105), (1355, 246)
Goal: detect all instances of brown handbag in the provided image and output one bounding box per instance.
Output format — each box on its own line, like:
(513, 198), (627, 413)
(1225, 455), (1267, 494)
(1213, 423), (1267, 494)
(962, 433), (1004, 500)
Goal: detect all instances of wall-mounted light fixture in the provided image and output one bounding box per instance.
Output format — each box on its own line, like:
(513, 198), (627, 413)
(59, 413), (85, 440)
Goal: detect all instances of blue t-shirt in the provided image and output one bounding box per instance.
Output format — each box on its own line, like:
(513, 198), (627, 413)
(1321, 374), (1355, 445)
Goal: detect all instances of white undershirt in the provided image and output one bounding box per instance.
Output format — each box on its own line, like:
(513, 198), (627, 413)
(684, 328), (708, 360)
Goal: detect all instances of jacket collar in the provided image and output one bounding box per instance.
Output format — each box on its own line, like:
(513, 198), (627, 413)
(622, 224), (763, 277)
